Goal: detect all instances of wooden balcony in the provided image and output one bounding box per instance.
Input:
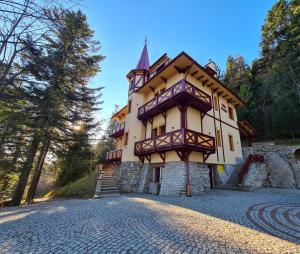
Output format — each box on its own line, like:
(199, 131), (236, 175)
(108, 122), (125, 138)
(106, 149), (122, 162)
(134, 128), (215, 157)
(138, 79), (212, 121)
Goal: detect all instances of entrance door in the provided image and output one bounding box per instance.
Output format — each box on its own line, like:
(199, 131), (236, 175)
(208, 165), (214, 189)
(153, 167), (161, 183)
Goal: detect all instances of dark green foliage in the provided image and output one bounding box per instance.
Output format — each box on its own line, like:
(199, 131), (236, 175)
(58, 131), (92, 186)
(0, 7), (104, 205)
(223, 0), (300, 140)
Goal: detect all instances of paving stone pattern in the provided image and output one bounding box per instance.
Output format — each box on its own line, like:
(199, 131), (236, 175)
(0, 188), (300, 254)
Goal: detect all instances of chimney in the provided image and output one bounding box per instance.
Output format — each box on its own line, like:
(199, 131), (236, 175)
(204, 59), (218, 77)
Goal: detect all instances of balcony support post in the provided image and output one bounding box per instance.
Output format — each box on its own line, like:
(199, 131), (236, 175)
(184, 151), (192, 197)
(158, 152), (165, 162)
(178, 105), (188, 129)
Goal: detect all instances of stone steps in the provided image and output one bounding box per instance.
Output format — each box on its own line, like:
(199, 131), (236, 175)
(94, 174), (120, 198)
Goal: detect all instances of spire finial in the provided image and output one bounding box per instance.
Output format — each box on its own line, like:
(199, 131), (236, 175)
(136, 39), (150, 70)
(144, 37), (148, 46)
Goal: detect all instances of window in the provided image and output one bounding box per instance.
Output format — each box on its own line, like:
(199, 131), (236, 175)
(159, 124), (166, 135)
(153, 167), (161, 183)
(214, 96), (219, 111)
(216, 129), (221, 147)
(228, 107), (234, 120)
(128, 100), (132, 113)
(229, 134), (234, 151)
(151, 128), (158, 138)
(123, 132), (128, 146)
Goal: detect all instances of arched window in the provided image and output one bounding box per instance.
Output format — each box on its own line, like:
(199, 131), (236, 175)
(294, 149), (300, 160)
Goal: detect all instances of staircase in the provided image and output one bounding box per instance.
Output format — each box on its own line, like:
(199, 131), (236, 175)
(223, 163), (244, 190)
(94, 175), (120, 198)
(223, 154), (264, 191)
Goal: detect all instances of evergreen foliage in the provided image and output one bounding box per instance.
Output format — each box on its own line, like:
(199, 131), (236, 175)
(223, 0), (300, 139)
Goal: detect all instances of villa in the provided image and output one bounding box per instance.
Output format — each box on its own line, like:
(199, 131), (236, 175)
(104, 43), (247, 196)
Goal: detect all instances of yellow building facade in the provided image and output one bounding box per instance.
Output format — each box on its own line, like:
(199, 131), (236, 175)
(106, 44), (245, 196)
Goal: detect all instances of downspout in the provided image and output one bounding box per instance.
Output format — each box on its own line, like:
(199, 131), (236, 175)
(185, 153), (191, 197)
(184, 61), (194, 197)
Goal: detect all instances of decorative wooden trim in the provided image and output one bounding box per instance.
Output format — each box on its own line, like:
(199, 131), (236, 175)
(191, 71), (198, 76)
(145, 155), (151, 163)
(197, 75), (204, 80)
(134, 128), (215, 157)
(108, 122), (125, 138)
(203, 152), (213, 162)
(217, 95), (225, 162)
(158, 152), (165, 162)
(207, 83), (214, 87)
(149, 117), (153, 125)
(211, 90), (219, 162)
(160, 76), (167, 83)
(106, 149), (122, 162)
(174, 65), (190, 74)
(202, 79), (208, 86)
(138, 79), (212, 121)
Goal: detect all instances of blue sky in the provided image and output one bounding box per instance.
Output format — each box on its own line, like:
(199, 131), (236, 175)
(81, 0), (276, 126)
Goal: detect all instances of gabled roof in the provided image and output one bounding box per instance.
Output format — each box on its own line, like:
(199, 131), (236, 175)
(136, 51), (246, 108)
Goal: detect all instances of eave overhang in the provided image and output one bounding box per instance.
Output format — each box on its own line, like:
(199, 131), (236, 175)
(136, 51), (246, 108)
(111, 105), (128, 121)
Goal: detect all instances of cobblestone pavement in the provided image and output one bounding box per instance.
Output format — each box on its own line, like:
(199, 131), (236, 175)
(0, 188), (299, 254)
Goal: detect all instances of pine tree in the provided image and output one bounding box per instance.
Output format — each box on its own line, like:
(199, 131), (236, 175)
(10, 10), (104, 206)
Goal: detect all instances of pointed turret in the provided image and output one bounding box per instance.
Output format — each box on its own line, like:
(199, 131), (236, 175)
(127, 41), (151, 94)
(136, 42), (150, 70)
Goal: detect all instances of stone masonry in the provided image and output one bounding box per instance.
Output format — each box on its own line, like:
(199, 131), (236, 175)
(243, 142), (300, 189)
(159, 162), (209, 196)
(159, 162), (186, 196)
(115, 161), (145, 193)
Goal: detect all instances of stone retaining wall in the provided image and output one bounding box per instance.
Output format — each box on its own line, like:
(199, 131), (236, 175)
(242, 142), (300, 189)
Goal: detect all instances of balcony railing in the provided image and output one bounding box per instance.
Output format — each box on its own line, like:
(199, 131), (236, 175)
(106, 149), (122, 161)
(134, 128), (215, 156)
(138, 79), (212, 121)
(108, 122), (125, 138)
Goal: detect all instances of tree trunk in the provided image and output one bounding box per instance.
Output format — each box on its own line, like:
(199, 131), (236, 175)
(10, 133), (41, 206)
(25, 139), (50, 204)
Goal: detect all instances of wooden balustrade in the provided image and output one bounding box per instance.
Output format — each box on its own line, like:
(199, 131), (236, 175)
(106, 149), (122, 161)
(134, 128), (215, 156)
(138, 79), (212, 121)
(108, 122), (125, 138)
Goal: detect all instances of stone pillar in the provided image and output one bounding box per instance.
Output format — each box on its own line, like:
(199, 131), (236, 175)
(159, 162), (209, 196)
(160, 162), (186, 196)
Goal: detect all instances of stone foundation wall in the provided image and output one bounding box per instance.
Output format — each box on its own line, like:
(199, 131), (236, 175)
(160, 162), (186, 196)
(189, 162), (210, 195)
(116, 161), (145, 193)
(159, 162), (209, 196)
(115, 160), (223, 195)
(242, 142), (300, 189)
